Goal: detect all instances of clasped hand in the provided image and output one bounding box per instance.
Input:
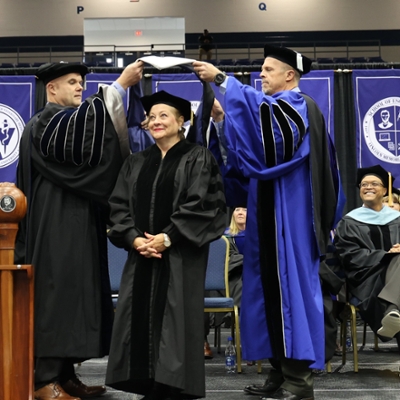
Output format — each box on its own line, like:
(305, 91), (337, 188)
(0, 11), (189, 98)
(133, 232), (166, 258)
(388, 243), (400, 253)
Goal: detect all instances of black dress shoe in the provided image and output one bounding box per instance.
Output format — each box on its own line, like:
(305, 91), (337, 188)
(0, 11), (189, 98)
(261, 388), (314, 400)
(243, 378), (283, 396)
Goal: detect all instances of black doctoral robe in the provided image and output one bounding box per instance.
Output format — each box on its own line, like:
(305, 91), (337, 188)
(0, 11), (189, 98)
(15, 85), (130, 358)
(105, 140), (226, 398)
(225, 235), (244, 307)
(335, 213), (400, 333)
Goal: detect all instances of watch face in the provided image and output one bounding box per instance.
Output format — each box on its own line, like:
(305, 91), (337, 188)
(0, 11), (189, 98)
(214, 73), (226, 85)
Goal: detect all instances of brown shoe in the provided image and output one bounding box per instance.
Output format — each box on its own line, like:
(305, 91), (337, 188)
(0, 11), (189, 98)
(34, 382), (80, 400)
(204, 341), (213, 359)
(62, 375), (106, 399)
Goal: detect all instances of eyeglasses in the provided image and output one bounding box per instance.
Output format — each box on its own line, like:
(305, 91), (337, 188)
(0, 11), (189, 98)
(359, 182), (384, 188)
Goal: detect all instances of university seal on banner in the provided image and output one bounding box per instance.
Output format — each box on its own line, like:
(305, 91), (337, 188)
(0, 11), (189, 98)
(363, 97), (400, 164)
(0, 103), (24, 168)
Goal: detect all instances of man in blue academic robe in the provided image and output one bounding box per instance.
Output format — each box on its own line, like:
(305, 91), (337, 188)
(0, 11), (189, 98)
(194, 45), (343, 400)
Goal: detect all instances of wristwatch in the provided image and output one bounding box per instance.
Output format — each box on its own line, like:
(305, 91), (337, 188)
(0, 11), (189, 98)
(163, 233), (171, 248)
(214, 72), (226, 86)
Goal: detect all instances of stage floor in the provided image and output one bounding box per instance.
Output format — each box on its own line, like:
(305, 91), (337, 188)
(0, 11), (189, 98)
(76, 326), (400, 399)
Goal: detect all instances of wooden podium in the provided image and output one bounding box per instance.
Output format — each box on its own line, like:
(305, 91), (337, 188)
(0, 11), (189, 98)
(0, 183), (34, 400)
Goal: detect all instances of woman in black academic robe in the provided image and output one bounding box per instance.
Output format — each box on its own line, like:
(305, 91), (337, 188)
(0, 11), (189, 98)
(105, 91), (226, 400)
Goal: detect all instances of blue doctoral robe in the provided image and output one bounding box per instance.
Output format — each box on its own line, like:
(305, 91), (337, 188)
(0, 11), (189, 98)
(220, 77), (342, 369)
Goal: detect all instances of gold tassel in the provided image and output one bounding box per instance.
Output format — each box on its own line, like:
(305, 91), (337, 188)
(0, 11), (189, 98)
(190, 110), (194, 126)
(388, 172), (393, 207)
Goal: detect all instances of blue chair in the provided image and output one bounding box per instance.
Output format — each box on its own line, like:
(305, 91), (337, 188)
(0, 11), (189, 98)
(368, 56), (386, 63)
(333, 57), (350, 64)
(217, 58), (234, 66)
(350, 57), (367, 63)
(0, 63), (15, 68)
(317, 58), (334, 64)
(15, 62), (31, 67)
(234, 58), (250, 66)
(204, 236), (242, 372)
(251, 58), (264, 66)
(107, 239), (128, 309)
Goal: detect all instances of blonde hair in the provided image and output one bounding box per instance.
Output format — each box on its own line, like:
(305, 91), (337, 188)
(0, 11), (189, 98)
(226, 208), (246, 235)
(382, 193), (399, 204)
(171, 107), (185, 140)
(227, 215), (241, 236)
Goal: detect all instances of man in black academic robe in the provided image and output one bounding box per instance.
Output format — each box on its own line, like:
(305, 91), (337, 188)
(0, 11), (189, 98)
(15, 61), (143, 400)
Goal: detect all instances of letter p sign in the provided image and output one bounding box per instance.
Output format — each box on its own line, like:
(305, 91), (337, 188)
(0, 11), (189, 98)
(77, 6), (84, 14)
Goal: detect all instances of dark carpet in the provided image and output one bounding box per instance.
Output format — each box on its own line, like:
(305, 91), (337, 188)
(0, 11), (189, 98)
(76, 326), (400, 399)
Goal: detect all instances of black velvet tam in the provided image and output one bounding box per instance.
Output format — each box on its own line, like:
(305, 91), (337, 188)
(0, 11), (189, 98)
(36, 62), (88, 84)
(264, 44), (312, 75)
(140, 90), (192, 122)
(357, 164), (395, 188)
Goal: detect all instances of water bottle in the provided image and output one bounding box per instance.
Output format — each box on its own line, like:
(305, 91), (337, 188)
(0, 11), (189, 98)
(225, 336), (236, 373)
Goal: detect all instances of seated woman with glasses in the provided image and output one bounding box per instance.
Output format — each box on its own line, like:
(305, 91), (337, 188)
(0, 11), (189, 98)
(335, 165), (400, 342)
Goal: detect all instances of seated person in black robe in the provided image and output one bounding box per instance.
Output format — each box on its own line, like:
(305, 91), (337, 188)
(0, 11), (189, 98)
(335, 165), (400, 340)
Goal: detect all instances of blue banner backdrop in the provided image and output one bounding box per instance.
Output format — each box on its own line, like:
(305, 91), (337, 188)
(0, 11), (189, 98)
(250, 70), (334, 139)
(0, 74), (127, 183)
(83, 73), (129, 113)
(152, 72), (227, 113)
(353, 70), (400, 183)
(0, 76), (35, 183)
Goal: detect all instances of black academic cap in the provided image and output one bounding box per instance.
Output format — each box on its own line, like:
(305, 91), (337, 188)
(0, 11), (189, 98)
(140, 90), (192, 122)
(393, 187), (400, 196)
(264, 44), (312, 75)
(356, 164), (395, 188)
(36, 62), (88, 85)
